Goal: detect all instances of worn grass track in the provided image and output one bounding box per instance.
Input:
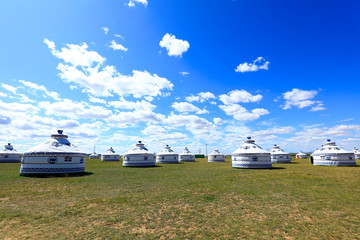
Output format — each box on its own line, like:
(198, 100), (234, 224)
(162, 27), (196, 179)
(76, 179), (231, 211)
(1, 157), (360, 239)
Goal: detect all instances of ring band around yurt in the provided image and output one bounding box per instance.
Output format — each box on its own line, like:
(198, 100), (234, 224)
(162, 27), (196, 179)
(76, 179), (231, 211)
(208, 149), (225, 162)
(20, 130), (86, 175)
(156, 145), (179, 163)
(0, 143), (22, 163)
(232, 137), (272, 169)
(123, 141), (156, 167)
(311, 139), (356, 166)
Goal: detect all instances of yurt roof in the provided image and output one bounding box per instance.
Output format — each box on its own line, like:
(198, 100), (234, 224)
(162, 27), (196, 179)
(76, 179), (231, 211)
(296, 151), (306, 155)
(0, 143), (20, 154)
(353, 147), (360, 154)
(232, 137), (269, 154)
(157, 145), (176, 156)
(209, 149), (224, 155)
(23, 130), (85, 155)
(179, 147), (193, 155)
(311, 139), (353, 156)
(124, 141), (155, 155)
(270, 144), (289, 155)
(103, 147), (118, 155)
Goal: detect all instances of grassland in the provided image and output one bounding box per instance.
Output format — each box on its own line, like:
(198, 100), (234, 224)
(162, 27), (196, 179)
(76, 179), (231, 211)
(1, 157), (360, 239)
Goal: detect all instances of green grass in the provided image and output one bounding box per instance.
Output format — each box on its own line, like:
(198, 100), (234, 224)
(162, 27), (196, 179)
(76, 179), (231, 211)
(1, 157), (360, 239)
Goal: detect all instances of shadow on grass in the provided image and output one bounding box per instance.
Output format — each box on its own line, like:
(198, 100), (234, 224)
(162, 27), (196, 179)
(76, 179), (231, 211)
(234, 167), (285, 170)
(20, 171), (94, 178)
(122, 165), (163, 168)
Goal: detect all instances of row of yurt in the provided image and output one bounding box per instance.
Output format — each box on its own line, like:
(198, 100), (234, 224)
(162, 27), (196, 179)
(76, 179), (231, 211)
(0, 143), (22, 163)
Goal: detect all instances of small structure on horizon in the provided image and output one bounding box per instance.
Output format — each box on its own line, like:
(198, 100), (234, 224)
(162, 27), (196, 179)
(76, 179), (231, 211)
(0, 143), (22, 163)
(353, 147), (360, 160)
(179, 147), (195, 162)
(156, 145), (179, 163)
(296, 151), (307, 159)
(122, 141), (155, 167)
(101, 147), (120, 161)
(208, 149), (225, 162)
(311, 139), (356, 166)
(270, 144), (291, 163)
(20, 130), (86, 175)
(89, 146), (99, 159)
(232, 137), (272, 169)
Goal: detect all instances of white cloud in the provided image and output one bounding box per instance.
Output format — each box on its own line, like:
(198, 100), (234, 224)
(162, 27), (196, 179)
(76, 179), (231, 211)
(219, 104), (269, 121)
(0, 99), (40, 114)
(0, 92), (7, 97)
(235, 57), (270, 73)
(179, 71), (189, 76)
(19, 80), (60, 100)
(127, 0), (148, 7)
(159, 33), (190, 57)
(108, 111), (165, 127)
(172, 102), (208, 114)
(88, 95), (106, 104)
(18, 94), (34, 103)
(114, 34), (125, 40)
(109, 40), (128, 52)
(109, 97), (155, 111)
(1, 84), (17, 94)
(102, 27), (109, 35)
(219, 90), (262, 105)
(213, 117), (224, 125)
(185, 92), (216, 103)
(282, 88), (325, 111)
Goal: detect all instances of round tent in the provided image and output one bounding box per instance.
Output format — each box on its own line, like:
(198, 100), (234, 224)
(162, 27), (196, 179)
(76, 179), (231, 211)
(179, 147), (195, 162)
(270, 144), (291, 163)
(232, 137), (272, 169)
(156, 145), (179, 163)
(123, 141), (156, 167)
(20, 130), (86, 175)
(89, 146), (99, 159)
(0, 143), (22, 163)
(101, 147), (120, 161)
(296, 151), (307, 159)
(208, 149), (225, 162)
(353, 147), (360, 160)
(311, 139), (356, 166)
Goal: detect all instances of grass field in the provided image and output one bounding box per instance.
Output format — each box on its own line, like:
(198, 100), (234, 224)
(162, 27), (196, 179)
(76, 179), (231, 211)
(1, 157), (360, 239)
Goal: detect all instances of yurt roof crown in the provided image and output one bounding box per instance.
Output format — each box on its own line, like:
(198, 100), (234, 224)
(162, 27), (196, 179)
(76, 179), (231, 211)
(160, 145), (174, 153)
(181, 147), (191, 154)
(312, 139), (352, 155)
(270, 144), (289, 154)
(106, 147), (115, 153)
(233, 137), (268, 154)
(211, 149), (221, 154)
(5, 143), (14, 151)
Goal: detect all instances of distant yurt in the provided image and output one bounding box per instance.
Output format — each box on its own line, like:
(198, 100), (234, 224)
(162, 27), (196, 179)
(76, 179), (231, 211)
(311, 139), (356, 166)
(123, 141), (156, 167)
(0, 143), (22, 163)
(101, 147), (120, 161)
(296, 151), (307, 159)
(179, 147), (195, 162)
(270, 144), (291, 163)
(208, 149), (225, 162)
(232, 137), (272, 169)
(353, 147), (360, 160)
(89, 146), (99, 159)
(20, 130), (86, 175)
(156, 145), (178, 163)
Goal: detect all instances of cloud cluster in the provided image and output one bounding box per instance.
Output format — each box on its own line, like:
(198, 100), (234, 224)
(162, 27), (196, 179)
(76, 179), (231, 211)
(282, 88), (325, 111)
(235, 57), (270, 73)
(219, 90), (262, 105)
(185, 92), (216, 103)
(127, 0), (148, 7)
(109, 40), (128, 52)
(172, 102), (208, 114)
(219, 104), (269, 121)
(159, 33), (190, 57)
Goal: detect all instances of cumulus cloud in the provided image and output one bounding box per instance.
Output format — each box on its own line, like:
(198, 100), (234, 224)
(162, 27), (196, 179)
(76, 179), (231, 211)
(109, 97), (156, 111)
(109, 40), (128, 52)
(19, 80), (60, 100)
(213, 117), (224, 125)
(159, 33), (190, 57)
(108, 111), (165, 128)
(185, 92), (216, 103)
(282, 88), (325, 111)
(219, 104), (269, 121)
(141, 125), (187, 143)
(172, 102), (208, 114)
(219, 90), (262, 105)
(102, 27), (109, 35)
(235, 57), (270, 73)
(127, 0), (148, 7)
(1, 84), (17, 94)
(88, 95), (106, 104)
(114, 34), (125, 40)
(179, 71), (189, 76)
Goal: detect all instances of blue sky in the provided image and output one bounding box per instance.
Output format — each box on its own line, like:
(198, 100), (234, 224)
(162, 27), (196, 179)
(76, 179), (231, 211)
(0, 0), (359, 154)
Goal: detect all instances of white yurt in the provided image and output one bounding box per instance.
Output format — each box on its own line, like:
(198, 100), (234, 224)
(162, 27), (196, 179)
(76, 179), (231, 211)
(270, 144), (291, 163)
(20, 130), (86, 175)
(123, 141), (156, 167)
(232, 137), (272, 169)
(353, 147), (360, 160)
(101, 147), (120, 161)
(156, 145), (179, 163)
(311, 139), (356, 166)
(0, 143), (22, 163)
(179, 147), (195, 162)
(208, 149), (225, 162)
(89, 146), (99, 159)
(296, 151), (307, 159)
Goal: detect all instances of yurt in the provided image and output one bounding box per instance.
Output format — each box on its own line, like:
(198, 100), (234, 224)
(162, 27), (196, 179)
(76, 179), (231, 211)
(232, 137), (272, 169)
(101, 147), (120, 161)
(20, 130), (86, 175)
(89, 146), (99, 159)
(353, 147), (360, 160)
(156, 145), (178, 163)
(0, 143), (22, 163)
(208, 149), (225, 162)
(179, 147), (195, 162)
(270, 144), (291, 163)
(296, 151), (307, 159)
(123, 141), (156, 167)
(311, 139), (356, 166)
